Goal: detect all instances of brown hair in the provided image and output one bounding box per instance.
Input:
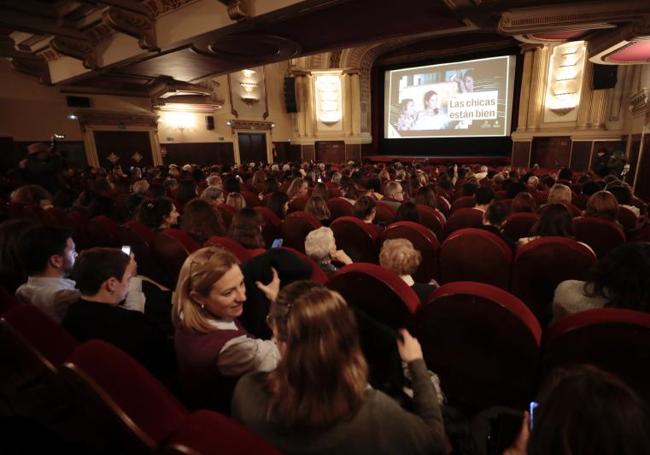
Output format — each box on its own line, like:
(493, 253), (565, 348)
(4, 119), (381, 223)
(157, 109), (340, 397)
(304, 196), (331, 223)
(172, 247), (240, 332)
(180, 198), (225, 244)
(511, 192), (537, 213)
(286, 177), (306, 200)
(228, 208), (264, 249)
(586, 190), (619, 221)
(267, 284), (368, 429)
(225, 192), (246, 210)
(531, 204), (574, 238)
(72, 247), (130, 296)
(379, 238), (421, 276)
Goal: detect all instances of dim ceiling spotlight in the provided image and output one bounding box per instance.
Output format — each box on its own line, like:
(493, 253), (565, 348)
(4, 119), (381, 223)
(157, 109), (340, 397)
(67, 114), (78, 120)
(226, 120), (232, 126)
(271, 123), (276, 128)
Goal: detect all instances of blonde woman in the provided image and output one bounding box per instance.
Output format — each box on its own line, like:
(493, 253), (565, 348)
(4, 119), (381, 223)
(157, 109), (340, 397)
(232, 282), (445, 454)
(380, 238), (438, 304)
(286, 177), (308, 201)
(173, 246), (280, 412)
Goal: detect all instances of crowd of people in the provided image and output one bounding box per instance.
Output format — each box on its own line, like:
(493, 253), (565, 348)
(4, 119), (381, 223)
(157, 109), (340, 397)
(2, 144), (650, 454)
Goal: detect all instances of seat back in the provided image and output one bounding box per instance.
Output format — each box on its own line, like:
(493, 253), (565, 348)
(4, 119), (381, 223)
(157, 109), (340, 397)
(87, 215), (121, 248)
(123, 220), (156, 246)
(288, 196), (309, 213)
(450, 195), (475, 213)
(444, 208), (483, 238)
(503, 212), (539, 241)
(327, 197), (354, 220)
(439, 228), (512, 289)
(64, 340), (188, 450)
(240, 190), (261, 208)
(374, 201), (397, 224)
(543, 308), (650, 405)
(253, 206), (282, 248)
(204, 236), (254, 262)
(415, 204), (445, 240)
(330, 216), (378, 263)
(278, 247), (327, 284)
(512, 237), (596, 325)
(617, 206), (638, 232)
(416, 282), (541, 413)
(574, 216), (625, 258)
(436, 195), (451, 216)
(165, 410), (281, 455)
(280, 211), (321, 253)
(151, 229), (200, 288)
(380, 221), (439, 283)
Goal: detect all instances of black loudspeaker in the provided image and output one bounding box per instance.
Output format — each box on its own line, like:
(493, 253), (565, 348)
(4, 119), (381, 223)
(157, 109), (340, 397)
(284, 77), (298, 113)
(206, 115), (215, 130)
(592, 64), (618, 90)
(66, 96), (91, 108)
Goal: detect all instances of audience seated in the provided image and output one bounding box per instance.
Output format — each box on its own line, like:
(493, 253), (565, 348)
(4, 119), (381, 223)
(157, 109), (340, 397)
(225, 192), (246, 211)
(232, 282), (445, 454)
(62, 247), (176, 384)
(382, 180), (405, 210)
(304, 227), (353, 274)
(227, 208), (265, 250)
(136, 197), (180, 231)
(0, 218), (36, 292)
(304, 196), (332, 226)
(510, 192), (537, 213)
(519, 204), (575, 246)
(479, 202), (516, 252)
(10, 184), (53, 209)
(473, 186), (495, 213)
(180, 198), (226, 244)
(15, 225), (78, 322)
(414, 186), (438, 209)
(379, 238), (438, 304)
(266, 191), (290, 219)
(172, 247), (280, 412)
(199, 185), (225, 208)
(286, 177), (308, 202)
(608, 184), (640, 218)
(394, 201), (420, 223)
(584, 190), (619, 222)
(552, 242), (650, 321)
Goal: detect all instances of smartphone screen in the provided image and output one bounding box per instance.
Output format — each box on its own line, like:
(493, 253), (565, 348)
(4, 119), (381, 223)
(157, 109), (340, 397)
(121, 245), (131, 256)
(271, 238), (283, 248)
(529, 401), (538, 431)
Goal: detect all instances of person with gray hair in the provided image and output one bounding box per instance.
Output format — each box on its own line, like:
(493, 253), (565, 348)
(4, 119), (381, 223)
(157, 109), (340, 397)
(200, 185), (225, 208)
(304, 227), (352, 274)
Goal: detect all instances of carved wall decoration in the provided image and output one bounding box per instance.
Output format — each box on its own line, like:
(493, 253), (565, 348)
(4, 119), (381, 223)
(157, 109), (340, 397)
(227, 66), (269, 119)
(228, 119), (273, 131)
(50, 36), (98, 69)
(630, 88), (650, 117)
(102, 7), (158, 51)
(142, 0), (196, 17)
(544, 41), (587, 121)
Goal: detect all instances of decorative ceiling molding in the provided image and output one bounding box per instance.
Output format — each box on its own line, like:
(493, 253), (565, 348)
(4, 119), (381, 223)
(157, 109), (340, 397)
(50, 36), (98, 69)
(75, 109), (158, 131)
(228, 119), (273, 131)
(102, 7), (158, 51)
(630, 88), (650, 117)
(589, 19), (650, 64)
(142, 0), (196, 17)
(192, 33), (301, 62)
(151, 78), (225, 110)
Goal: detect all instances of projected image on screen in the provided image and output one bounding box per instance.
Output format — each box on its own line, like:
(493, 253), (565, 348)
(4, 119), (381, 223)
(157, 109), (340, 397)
(384, 55), (516, 139)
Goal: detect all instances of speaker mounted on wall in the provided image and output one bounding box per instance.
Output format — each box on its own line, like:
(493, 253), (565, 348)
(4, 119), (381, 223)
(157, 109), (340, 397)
(592, 64), (618, 90)
(66, 96), (92, 108)
(206, 115), (215, 130)
(284, 77), (298, 113)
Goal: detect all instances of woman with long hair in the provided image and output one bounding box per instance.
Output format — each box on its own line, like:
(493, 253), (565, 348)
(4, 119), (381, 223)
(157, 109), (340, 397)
(266, 191), (289, 220)
(173, 247), (280, 411)
(518, 204), (574, 246)
(232, 282), (445, 454)
(228, 208), (265, 249)
(304, 196), (332, 226)
(286, 177), (308, 201)
(180, 198), (226, 244)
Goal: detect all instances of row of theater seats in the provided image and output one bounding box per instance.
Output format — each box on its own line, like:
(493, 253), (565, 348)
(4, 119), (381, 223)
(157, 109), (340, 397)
(0, 294), (280, 454)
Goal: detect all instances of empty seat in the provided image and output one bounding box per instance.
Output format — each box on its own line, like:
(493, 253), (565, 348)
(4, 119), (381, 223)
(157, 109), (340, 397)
(253, 206), (282, 248)
(165, 410), (281, 455)
(380, 221), (439, 283)
(443, 208), (484, 239)
(543, 308), (650, 405)
(415, 282), (541, 413)
(503, 212), (539, 241)
(64, 340), (188, 451)
(439, 228), (512, 289)
(330, 216), (378, 263)
(280, 211), (321, 253)
(574, 216), (625, 258)
(415, 204), (446, 240)
(327, 197), (354, 220)
(512, 237), (597, 325)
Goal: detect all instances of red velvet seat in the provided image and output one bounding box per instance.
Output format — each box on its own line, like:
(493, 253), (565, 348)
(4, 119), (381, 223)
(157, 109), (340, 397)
(87, 215), (121, 248)
(617, 205), (638, 232)
(494, 190), (508, 200)
(151, 229), (200, 288)
(415, 204), (446, 240)
(533, 191), (549, 206)
(543, 308), (650, 405)
(288, 195), (309, 213)
(278, 247), (327, 284)
(280, 211), (321, 253)
(327, 197), (354, 220)
(64, 340), (188, 450)
(574, 216), (625, 258)
(450, 195), (475, 213)
(415, 282), (541, 413)
(439, 228), (512, 289)
(240, 190), (261, 207)
(512, 237), (596, 325)
(380, 221), (439, 283)
(443, 208), (484, 238)
(503, 212), (539, 241)
(374, 201), (397, 224)
(253, 206), (282, 248)
(216, 203), (236, 228)
(436, 195), (451, 217)
(330, 216), (378, 263)
(165, 410), (281, 455)
(204, 236), (254, 262)
(64, 211), (90, 250)
(123, 220), (156, 246)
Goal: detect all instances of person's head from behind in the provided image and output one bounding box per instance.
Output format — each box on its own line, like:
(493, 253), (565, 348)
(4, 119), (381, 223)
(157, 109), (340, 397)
(384, 180), (404, 201)
(353, 196), (376, 223)
(71, 248), (135, 303)
(582, 180), (605, 196)
(180, 198), (225, 242)
(586, 190), (619, 221)
(224, 176), (241, 194)
(608, 184), (633, 206)
(462, 181), (479, 197)
(304, 227), (337, 264)
(483, 202), (509, 228)
(557, 167), (573, 182)
(304, 196), (331, 223)
(173, 247), (243, 331)
(228, 208), (264, 249)
(531, 204), (574, 238)
(395, 201), (420, 223)
(475, 186), (495, 207)
(586, 242), (650, 312)
(311, 182), (329, 199)
(200, 186), (225, 207)
(548, 183), (572, 205)
(267, 191), (290, 219)
(206, 173), (222, 188)
(379, 238), (421, 278)
(287, 177), (308, 200)
(225, 192), (246, 211)
(511, 192), (537, 213)
(528, 365), (650, 455)
(136, 197), (179, 230)
(266, 282), (368, 429)
(176, 179), (198, 204)
(132, 179), (150, 195)
(10, 184), (53, 208)
(19, 225), (76, 277)
(414, 186), (437, 209)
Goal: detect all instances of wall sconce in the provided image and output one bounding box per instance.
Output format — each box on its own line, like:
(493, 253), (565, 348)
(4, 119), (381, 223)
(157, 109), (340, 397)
(162, 111), (196, 131)
(546, 41), (586, 116)
(314, 73), (342, 124)
(239, 69), (260, 105)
